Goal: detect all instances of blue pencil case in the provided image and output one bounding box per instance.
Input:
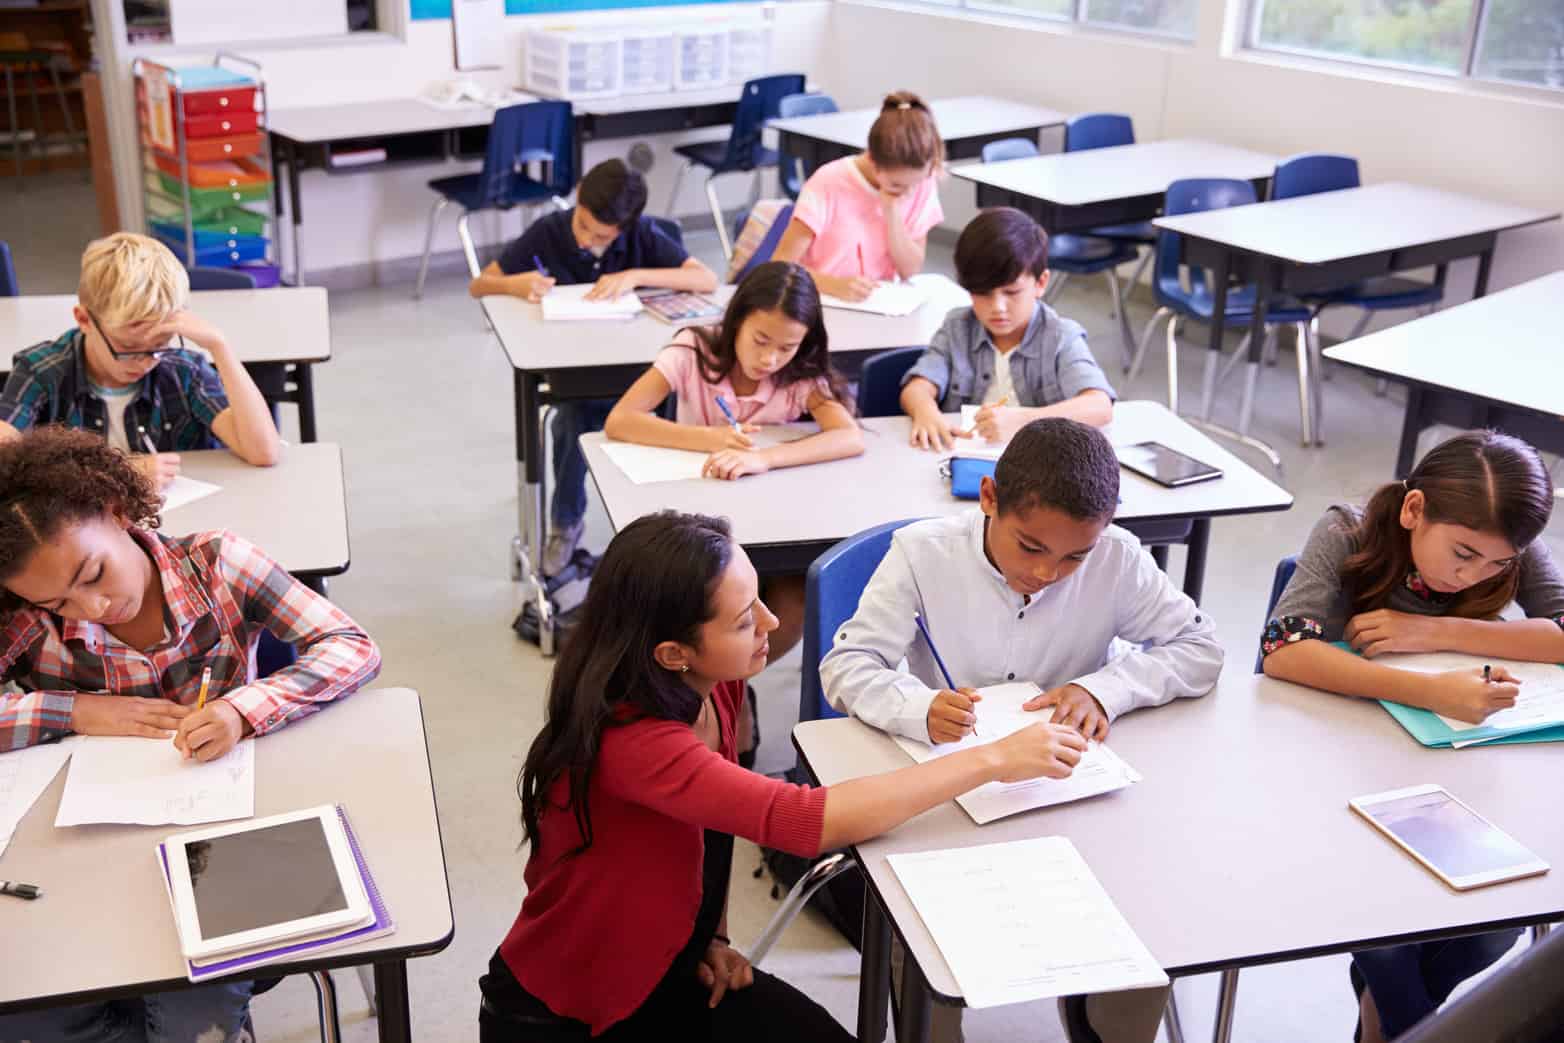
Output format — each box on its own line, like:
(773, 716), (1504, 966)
(945, 457), (996, 500)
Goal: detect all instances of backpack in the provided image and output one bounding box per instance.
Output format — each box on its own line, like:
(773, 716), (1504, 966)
(755, 762), (866, 950)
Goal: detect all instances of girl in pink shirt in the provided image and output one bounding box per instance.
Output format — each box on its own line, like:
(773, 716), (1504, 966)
(605, 261), (863, 667)
(774, 90), (945, 302)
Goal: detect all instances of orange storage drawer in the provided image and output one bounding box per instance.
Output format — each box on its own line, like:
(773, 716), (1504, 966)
(180, 86), (258, 117)
(177, 134), (265, 163)
(184, 111), (260, 138)
(152, 154), (271, 189)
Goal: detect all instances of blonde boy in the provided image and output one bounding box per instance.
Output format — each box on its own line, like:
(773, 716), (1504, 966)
(0, 233), (281, 489)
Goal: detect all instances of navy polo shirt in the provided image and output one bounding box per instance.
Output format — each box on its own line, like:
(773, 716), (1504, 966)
(495, 210), (689, 285)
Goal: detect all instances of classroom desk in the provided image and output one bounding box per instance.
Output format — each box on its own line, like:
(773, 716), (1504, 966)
(794, 670), (1564, 1043)
(1323, 272), (1564, 476)
(165, 443), (351, 580)
(0, 687), (453, 1043)
(1151, 183), (1559, 459)
(770, 96), (1068, 173)
(0, 287), (332, 442)
(482, 275), (971, 652)
(580, 400), (1291, 602)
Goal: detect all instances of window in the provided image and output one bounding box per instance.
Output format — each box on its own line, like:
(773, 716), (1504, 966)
(931, 0), (1196, 38)
(124, 1), (380, 45)
(1249, 0), (1564, 90)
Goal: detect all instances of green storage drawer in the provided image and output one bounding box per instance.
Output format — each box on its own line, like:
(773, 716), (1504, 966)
(156, 171), (270, 218)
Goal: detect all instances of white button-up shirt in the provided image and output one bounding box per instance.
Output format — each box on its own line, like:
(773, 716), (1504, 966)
(819, 511), (1223, 741)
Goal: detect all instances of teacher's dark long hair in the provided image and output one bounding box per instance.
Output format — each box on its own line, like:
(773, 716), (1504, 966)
(518, 511), (735, 861)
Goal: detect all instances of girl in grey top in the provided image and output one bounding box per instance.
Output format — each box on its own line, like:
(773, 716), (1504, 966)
(1261, 429), (1560, 1043)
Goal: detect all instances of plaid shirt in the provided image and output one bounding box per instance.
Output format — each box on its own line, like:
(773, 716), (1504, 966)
(0, 528), (381, 751)
(0, 329), (228, 451)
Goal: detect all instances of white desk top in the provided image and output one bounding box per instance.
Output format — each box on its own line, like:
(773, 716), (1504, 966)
(267, 97), (523, 143)
(570, 85), (744, 116)
(164, 443), (350, 577)
(949, 140), (1280, 207)
(1153, 182), (1560, 266)
(769, 96), (1067, 150)
(1324, 272), (1564, 415)
(582, 401), (1292, 548)
(0, 687), (452, 1009)
(1, 288), (332, 367)
(484, 275), (972, 373)
(796, 669), (1564, 1001)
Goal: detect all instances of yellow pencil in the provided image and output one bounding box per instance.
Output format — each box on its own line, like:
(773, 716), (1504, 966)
(195, 666), (212, 711)
(960, 394), (1010, 438)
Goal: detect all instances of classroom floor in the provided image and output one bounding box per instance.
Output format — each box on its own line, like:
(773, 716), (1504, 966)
(9, 187), (1557, 1041)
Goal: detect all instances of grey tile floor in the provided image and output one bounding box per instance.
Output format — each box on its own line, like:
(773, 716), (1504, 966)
(5, 177), (1554, 1041)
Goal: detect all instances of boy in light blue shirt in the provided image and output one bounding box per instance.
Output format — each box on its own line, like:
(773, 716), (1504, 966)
(900, 207), (1115, 452)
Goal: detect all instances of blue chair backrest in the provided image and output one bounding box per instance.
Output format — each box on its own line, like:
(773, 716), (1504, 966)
(1065, 113), (1135, 153)
(801, 518), (922, 724)
(731, 203), (794, 284)
(1255, 554), (1299, 673)
(777, 91), (839, 198)
(981, 137), (1040, 164)
(858, 346), (924, 418)
(1153, 178), (1258, 309)
(481, 100), (575, 210)
(188, 266), (257, 291)
(0, 241), (16, 296)
(649, 216), (685, 248)
(1270, 153), (1360, 201)
(725, 73), (806, 170)
(257, 630), (299, 679)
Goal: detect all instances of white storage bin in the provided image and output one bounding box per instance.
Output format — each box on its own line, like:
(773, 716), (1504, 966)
(620, 31), (674, 95)
(526, 29), (622, 100)
(675, 27), (728, 91)
(726, 24), (771, 85)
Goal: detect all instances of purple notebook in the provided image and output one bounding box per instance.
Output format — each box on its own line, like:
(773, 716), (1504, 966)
(157, 805), (395, 983)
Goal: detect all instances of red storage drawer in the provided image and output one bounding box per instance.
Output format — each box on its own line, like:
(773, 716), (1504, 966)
(184, 111), (260, 138)
(181, 87), (258, 117)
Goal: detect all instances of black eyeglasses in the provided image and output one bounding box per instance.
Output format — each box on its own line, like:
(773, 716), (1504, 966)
(88, 313), (182, 362)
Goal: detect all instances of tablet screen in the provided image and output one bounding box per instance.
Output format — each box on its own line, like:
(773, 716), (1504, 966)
(185, 817), (349, 939)
(1116, 442), (1222, 485)
(1364, 790), (1537, 878)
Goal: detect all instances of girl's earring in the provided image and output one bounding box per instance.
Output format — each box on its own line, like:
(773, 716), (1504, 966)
(680, 664), (689, 673)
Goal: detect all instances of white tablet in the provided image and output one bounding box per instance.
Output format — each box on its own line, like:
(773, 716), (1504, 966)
(1349, 784), (1549, 891)
(164, 805), (371, 961)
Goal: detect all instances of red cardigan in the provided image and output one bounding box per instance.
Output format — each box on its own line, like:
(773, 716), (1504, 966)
(499, 680), (829, 1035)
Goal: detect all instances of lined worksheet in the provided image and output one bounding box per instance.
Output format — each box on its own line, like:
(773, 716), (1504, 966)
(540, 284), (643, 322)
(888, 836), (1168, 1007)
(820, 278), (927, 317)
(55, 736), (255, 827)
(1374, 652), (1564, 744)
(0, 740), (75, 858)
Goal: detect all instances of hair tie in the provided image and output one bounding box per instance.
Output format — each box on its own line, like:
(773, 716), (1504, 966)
(897, 101), (912, 110)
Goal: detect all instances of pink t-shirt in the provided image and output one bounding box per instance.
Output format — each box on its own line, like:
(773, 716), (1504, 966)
(791, 156), (944, 280)
(652, 328), (827, 427)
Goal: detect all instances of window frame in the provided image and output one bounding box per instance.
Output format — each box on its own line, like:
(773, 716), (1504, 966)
(884, 0), (1199, 42)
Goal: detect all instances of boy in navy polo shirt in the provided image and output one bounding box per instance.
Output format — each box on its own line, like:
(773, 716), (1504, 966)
(471, 159), (717, 574)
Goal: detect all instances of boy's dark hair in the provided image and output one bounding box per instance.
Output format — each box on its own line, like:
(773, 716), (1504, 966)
(994, 418), (1119, 521)
(578, 159), (648, 230)
(955, 207), (1050, 294)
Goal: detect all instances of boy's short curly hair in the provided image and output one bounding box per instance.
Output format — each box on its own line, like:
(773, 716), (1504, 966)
(0, 426), (161, 588)
(993, 418), (1120, 521)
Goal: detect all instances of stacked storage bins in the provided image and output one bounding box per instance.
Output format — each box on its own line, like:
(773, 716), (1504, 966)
(133, 56), (278, 286)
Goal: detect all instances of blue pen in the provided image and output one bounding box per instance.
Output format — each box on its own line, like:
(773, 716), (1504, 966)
(713, 394), (743, 433)
(914, 612), (978, 737)
(533, 254), (550, 277)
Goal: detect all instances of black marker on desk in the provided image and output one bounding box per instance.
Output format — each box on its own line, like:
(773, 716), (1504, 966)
(1, 881), (41, 900)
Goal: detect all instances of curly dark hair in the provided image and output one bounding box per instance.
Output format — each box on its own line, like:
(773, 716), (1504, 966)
(0, 426), (161, 590)
(994, 417), (1120, 521)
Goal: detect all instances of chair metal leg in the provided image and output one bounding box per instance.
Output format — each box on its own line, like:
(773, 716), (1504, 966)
(664, 158), (691, 218)
(1163, 981), (1187, 1043)
(1293, 322), (1313, 447)
(1044, 271), (1069, 303)
(1165, 314), (1181, 413)
(1305, 320), (1325, 445)
(1209, 331), (1254, 419)
(455, 210), (481, 279)
(1212, 969), (1240, 1043)
(355, 964), (378, 1017)
(3, 65), (21, 182)
(746, 853), (854, 966)
(23, 73), (43, 172)
(1127, 306), (1170, 382)
(1237, 357), (1262, 437)
(1346, 309), (1375, 341)
(1105, 269), (1134, 371)
(308, 971), (343, 1043)
(1125, 246), (1153, 295)
(1533, 923), (1552, 942)
(1374, 377), (1391, 397)
(705, 174), (734, 261)
(413, 196), (449, 299)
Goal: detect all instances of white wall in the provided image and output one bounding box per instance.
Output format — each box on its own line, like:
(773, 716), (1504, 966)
(826, 0), (1564, 325)
(99, 2), (833, 284)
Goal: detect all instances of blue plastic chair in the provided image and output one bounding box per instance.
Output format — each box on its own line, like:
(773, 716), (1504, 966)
(1129, 178), (1319, 450)
(1064, 114), (1157, 246)
(799, 519), (920, 725)
(776, 91), (838, 200)
(980, 138), (1140, 368)
(187, 266), (257, 291)
(1256, 555), (1299, 672)
(1271, 153), (1444, 366)
(667, 74), (805, 262)
(0, 241), (16, 296)
(858, 346), (924, 418)
(415, 100), (575, 298)
(729, 202), (794, 285)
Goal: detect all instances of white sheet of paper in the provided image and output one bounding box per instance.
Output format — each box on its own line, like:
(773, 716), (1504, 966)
(599, 442), (709, 484)
(55, 736), (254, 827)
(891, 682), (1141, 824)
(159, 475), (222, 514)
(950, 404), (1011, 459)
(1372, 652), (1564, 742)
(821, 279), (927, 317)
(541, 284), (643, 322)
(0, 739), (76, 858)
(888, 836), (1169, 1008)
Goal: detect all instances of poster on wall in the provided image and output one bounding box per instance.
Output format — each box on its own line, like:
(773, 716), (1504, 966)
(453, 0), (506, 70)
(143, 66), (175, 153)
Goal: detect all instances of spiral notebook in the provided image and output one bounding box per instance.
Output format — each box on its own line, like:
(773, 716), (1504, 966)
(156, 805), (395, 982)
